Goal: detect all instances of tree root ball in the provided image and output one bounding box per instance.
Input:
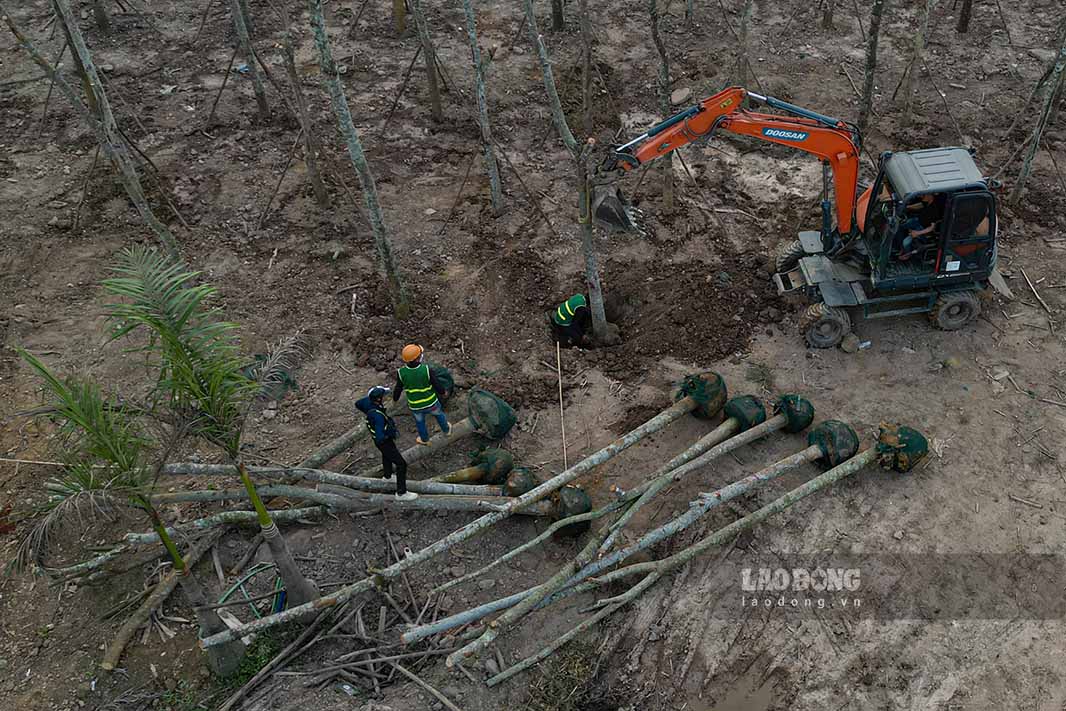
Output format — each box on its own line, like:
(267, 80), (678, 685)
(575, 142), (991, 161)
(504, 467), (539, 497)
(807, 420), (860, 467)
(552, 486), (593, 537)
(875, 423), (929, 472)
(774, 394), (815, 433)
(723, 395), (767, 431)
(676, 371), (727, 419)
(466, 388), (517, 439)
(471, 449), (514, 484)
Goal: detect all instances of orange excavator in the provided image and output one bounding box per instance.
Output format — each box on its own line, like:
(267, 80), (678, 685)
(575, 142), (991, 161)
(592, 86), (1008, 347)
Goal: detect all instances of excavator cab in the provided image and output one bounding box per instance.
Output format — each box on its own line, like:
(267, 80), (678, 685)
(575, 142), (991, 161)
(774, 147), (1006, 347)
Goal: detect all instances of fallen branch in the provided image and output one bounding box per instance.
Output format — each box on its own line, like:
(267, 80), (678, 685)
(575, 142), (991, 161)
(100, 529), (223, 671)
(390, 663), (464, 711)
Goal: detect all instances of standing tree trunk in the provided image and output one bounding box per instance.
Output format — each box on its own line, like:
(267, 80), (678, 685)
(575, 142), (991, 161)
(522, 0), (611, 343)
(228, 0), (269, 119)
(308, 0), (410, 318)
(393, 0), (407, 35)
(410, 0), (443, 122)
(21, 1), (180, 256)
(685, 0), (694, 25)
(147, 512), (246, 676)
(1009, 39), (1066, 205)
(460, 0), (504, 216)
(822, 0), (835, 29)
(858, 0), (886, 134)
(578, 0), (593, 136)
(91, 0), (110, 34)
(901, 0), (935, 127)
(278, 6), (330, 208)
(649, 0), (674, 214)
(955, 0), (972, 33)
(236, 462), (320, 608)
(735, 0), (753, 87)
(551, 0), (564, 31)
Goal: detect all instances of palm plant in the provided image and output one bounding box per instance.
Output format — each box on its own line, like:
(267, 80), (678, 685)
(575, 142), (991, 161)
(14, 351), (246, 676)
(102, 247), (319, 607)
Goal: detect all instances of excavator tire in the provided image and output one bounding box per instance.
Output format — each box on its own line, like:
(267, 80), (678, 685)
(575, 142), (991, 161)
(800, 302), (851, 349)
(774, 239), (807, 273)
(929, 290), (981, 330)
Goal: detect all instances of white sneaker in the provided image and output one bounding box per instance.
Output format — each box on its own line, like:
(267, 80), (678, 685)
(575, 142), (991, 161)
(395, 491), (419, 502)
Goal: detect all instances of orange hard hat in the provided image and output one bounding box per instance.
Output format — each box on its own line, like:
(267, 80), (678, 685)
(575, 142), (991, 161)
(401, 344), (424, 363)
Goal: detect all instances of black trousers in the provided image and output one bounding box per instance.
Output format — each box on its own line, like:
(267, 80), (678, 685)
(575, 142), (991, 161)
(550, 319), (585, 348)
(376, 439), (408, 494)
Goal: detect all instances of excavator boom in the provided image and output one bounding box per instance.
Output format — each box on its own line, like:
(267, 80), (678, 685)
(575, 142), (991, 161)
(593, 87), (862, 235)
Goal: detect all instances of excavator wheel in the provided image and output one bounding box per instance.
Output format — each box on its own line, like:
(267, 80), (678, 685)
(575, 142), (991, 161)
(929, 290), (981, 331)
(774, 239), (807, 273)
(800, 302), (851, 349)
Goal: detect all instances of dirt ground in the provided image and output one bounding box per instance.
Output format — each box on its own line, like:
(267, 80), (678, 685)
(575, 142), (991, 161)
(1, 0), (1065, 709)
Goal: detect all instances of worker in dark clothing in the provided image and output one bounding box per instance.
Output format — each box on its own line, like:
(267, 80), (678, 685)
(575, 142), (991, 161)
(899, 193), (946, 260)
(549, 293), (592, 348)
(356, 386), (417, 501)
(393, 344), (451, 445)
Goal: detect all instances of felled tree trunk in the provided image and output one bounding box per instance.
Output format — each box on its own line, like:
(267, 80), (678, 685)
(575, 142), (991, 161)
(460, 0), (504, 216)
(308, 0), (410, 318)
(199, 382), (719, 649)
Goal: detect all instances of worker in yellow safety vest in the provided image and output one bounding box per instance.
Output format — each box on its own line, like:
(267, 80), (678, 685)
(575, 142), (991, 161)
(549, 293), (592, 347)
(393, 344), (452, 445)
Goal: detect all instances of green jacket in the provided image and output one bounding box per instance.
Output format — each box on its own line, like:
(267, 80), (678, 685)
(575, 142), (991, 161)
(552, 294), (587, 327)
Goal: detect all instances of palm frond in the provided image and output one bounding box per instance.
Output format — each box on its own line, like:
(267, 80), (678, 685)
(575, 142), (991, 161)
(246, 331), (306, 401)
(9, 462), (132, 574)
(20, 351), (149, 478)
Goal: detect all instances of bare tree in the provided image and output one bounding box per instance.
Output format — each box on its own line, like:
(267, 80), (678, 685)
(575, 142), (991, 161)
(858, 0), (886, 134)
(552, 0), (564, 31)
(278, 5), (329, 208)
(1010, 37), (1066, 204)
(308, 0), (410, 318)
(649, 0), (674, 213)
(822, 0), (835, 30)
(735, 0), (753, 86)
(4, 2), (180, 256)
(955, 0), (972, 33)
(460, 0), (504, 215)
(579, 0), (593, 136)
(901, 0), (936, 127)
(91, 0), (110, 34)
(410, 0), (443, 122)
(393, 0), (406, 35)
(521, 0), (615, 343)
(228, 0), (269, 118)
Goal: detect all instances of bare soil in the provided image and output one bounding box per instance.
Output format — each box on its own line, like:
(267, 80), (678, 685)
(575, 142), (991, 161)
(1, 0), (1065, 709)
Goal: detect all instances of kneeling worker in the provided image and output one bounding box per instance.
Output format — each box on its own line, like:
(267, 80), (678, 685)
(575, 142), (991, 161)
(550, 293), (591, 348)
(394, 344), (452, 445)
(356, 386), (417, 501)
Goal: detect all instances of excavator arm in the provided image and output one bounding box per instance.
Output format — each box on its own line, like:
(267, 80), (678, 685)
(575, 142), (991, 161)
(594, 86), (862, 236)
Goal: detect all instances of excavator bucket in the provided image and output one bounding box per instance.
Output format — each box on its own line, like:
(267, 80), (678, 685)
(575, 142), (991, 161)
(591, 185), (644, 234)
